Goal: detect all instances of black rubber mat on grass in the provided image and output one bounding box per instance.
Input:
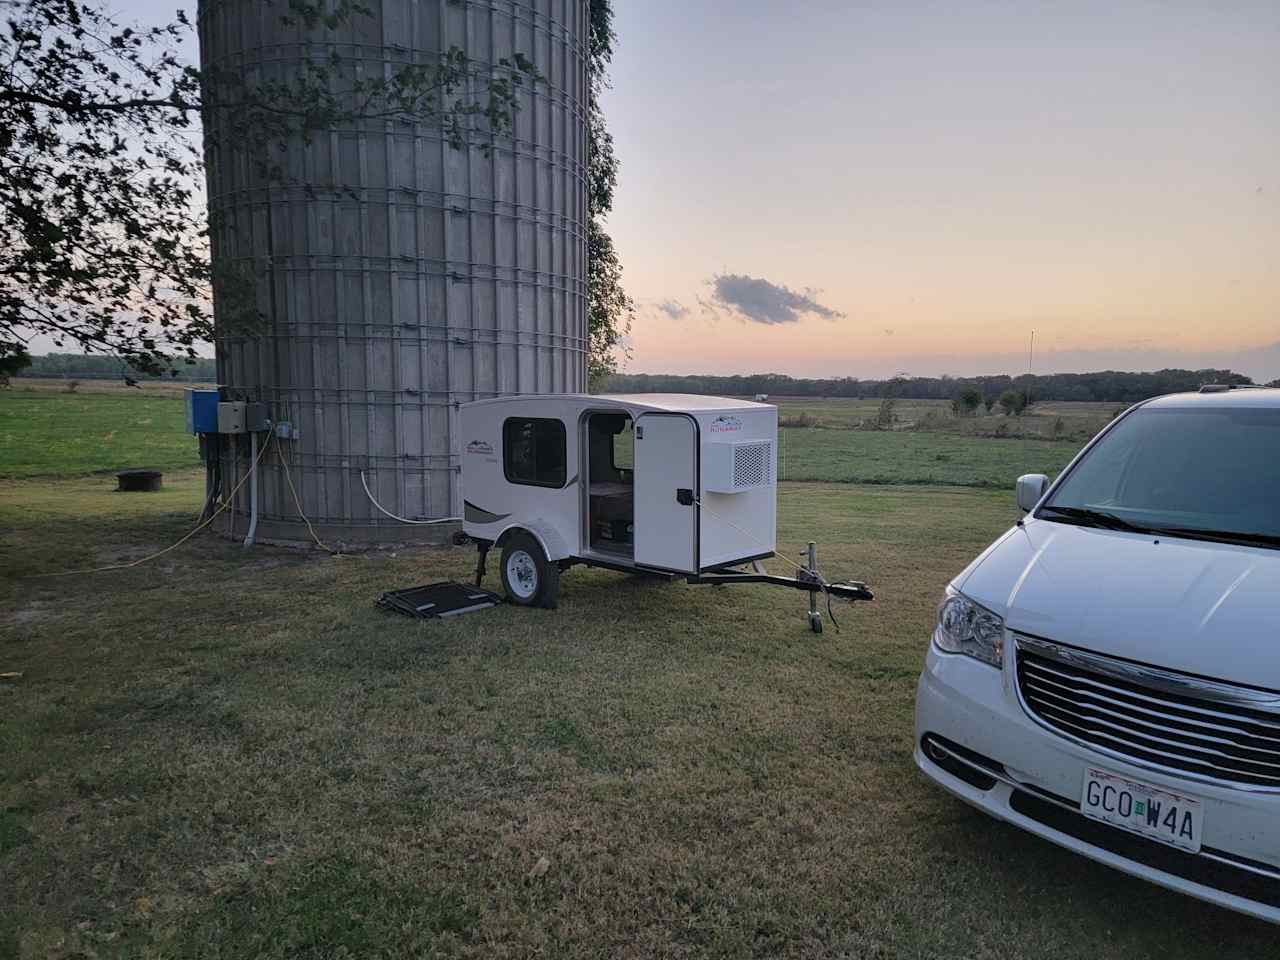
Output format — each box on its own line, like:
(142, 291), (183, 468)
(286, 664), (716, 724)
(377, 581), (502, 619)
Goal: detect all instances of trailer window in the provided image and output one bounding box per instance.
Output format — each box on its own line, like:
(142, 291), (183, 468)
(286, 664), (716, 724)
(503, 418), (567, 488)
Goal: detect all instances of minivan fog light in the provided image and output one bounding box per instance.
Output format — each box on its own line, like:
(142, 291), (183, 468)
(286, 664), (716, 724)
(934, 588), (1005, 667)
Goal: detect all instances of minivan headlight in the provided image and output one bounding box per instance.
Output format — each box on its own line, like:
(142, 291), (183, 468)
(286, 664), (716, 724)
(934, 588), (1005, 667)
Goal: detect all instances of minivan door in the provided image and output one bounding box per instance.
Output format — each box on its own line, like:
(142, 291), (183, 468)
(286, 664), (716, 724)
(633, 413), (698, 573)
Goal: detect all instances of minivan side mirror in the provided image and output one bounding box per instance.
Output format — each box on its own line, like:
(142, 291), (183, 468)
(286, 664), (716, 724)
(1016, 474), (1049, 512)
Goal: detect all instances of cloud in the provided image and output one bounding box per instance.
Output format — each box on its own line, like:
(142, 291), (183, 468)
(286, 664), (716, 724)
(696, 296), (724, 323)
(654, 298), (690, 321)
(708, 274), (845, 325)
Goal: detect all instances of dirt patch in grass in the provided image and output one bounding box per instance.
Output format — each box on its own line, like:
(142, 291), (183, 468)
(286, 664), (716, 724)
(4, 601), (56, 627)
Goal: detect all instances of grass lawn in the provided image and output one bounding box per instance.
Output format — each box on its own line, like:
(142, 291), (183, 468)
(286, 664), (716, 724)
(0, 386), (200, 479)
(2, 472), (1271, 957)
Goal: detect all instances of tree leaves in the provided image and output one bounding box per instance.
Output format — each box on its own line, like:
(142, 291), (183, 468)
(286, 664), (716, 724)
(3, 0), (626, 383)
(586, 0), (632, 387)
(1, 0), (538, 375)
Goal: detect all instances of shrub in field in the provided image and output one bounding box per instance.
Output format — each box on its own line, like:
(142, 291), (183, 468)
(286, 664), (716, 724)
(984, 396), (997, 414)
(916, 410), (946, 431)
(999, 389), (1027, 416)
(63, 380), (80, 394)
(875, 395), (896, 429)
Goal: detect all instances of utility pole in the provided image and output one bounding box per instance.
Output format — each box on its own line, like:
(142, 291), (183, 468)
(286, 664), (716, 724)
(1027, 330), (1035, 407)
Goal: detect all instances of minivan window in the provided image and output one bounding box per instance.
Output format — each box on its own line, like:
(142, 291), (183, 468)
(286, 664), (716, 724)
(504, 417), (566, 488)
(1042, 406), (1280, 544)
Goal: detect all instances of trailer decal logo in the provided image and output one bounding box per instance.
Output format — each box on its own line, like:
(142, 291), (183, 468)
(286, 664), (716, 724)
(466, 440), (494, 456)
(709, 415), (743, 434)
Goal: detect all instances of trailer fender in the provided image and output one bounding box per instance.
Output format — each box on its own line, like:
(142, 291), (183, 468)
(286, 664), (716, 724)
(495, 520), (572, 563)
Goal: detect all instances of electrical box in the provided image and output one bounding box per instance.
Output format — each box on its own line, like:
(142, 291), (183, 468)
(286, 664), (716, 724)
(217, 401), (270, 434)
(185, 389), (220, 435)
(218, 401), (246, 434)
(244, 402), (270, 432)
(703, 439), (774, 494)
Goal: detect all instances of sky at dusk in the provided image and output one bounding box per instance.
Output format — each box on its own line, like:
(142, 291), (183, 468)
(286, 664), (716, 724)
(601, 1), (1279, 380)
(29, 1), (1276, 380)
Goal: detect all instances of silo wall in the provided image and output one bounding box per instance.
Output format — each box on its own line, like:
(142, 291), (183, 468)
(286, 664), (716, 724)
(199, 0), (589, 545)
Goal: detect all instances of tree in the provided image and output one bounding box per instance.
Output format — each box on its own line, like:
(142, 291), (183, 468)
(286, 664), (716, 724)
(0, 348), (31, 386)
(999, 389), (1027, 416)
(952, 386), (981, 417)
(1, 0), (539, 375)
(983, 395), (997, 414)
(586, 0), (632, 388)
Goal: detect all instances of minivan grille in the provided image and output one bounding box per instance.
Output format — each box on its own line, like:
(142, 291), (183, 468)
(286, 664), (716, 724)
(1015, 640), (1280, 789)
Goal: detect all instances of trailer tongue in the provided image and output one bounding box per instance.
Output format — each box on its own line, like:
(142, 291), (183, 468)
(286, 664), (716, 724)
(691, 541), (874, 634)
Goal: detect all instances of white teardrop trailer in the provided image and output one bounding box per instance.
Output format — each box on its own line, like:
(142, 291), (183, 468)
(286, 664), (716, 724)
(459, 394), (872, 632)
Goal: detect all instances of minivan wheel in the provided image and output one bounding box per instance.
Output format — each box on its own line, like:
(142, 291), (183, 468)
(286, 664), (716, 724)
(500, 533), (559, 608)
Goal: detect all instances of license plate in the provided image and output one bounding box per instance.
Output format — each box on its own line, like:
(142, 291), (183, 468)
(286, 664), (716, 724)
(1081, 768), (1204, 853)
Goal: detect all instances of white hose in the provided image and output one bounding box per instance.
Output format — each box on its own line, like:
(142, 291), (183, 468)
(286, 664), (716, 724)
(359, 471), (462, 525)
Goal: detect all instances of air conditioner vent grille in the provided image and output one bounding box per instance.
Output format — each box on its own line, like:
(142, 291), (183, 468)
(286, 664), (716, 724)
(733, 441), (772, 488)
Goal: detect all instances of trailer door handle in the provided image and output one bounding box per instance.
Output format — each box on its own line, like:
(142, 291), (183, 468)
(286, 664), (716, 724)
(676, 488), (694, 506)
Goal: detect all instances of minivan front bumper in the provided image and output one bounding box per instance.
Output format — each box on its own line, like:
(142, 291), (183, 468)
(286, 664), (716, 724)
(915, 642), (1280, 924)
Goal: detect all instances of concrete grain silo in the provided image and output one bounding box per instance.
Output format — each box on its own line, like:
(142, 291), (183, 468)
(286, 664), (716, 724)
(199, 0), (589, 544)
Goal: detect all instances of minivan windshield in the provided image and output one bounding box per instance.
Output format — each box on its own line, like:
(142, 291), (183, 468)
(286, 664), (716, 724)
(1041, 404), (1280, 547)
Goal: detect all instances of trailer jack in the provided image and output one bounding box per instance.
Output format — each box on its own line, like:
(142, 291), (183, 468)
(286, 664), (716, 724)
(687, 542), (873, 634)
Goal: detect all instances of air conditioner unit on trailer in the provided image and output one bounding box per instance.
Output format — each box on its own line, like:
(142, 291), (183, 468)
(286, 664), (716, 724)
(703, 438), (774, 494)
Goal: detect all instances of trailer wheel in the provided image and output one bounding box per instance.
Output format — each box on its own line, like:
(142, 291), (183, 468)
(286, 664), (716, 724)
(809, 613), (823, 634)
(500, 533), (559, 609)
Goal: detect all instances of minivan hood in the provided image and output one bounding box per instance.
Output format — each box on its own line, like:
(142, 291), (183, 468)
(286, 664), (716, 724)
(958, 519), (1280, 690)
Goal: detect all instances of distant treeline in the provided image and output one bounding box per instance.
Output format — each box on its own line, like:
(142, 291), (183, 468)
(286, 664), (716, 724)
(606, 369), (1256, 404)
(14, 355), (1261, 403)
(18, 353), (216, 381)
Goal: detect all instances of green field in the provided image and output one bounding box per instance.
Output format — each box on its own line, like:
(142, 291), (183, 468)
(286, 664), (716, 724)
(771, 395), (1123, 440)
(780, 428), (1079, 487)
(2, 389), (1268, 957)
(0, 385), (1091, 488)
(0, 383), (198, 478)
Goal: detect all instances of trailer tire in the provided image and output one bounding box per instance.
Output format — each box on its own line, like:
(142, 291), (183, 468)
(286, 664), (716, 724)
(500, 533), (559, 609)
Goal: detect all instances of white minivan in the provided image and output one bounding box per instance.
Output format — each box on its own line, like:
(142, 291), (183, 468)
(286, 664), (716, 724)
(915, 387), (1280, 922)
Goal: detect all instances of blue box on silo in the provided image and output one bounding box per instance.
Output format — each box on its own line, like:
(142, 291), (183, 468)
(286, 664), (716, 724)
(185, 388), (220, 434)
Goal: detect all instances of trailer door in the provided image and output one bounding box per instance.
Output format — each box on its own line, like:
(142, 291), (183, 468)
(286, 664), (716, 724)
(634, 413), (698, 573)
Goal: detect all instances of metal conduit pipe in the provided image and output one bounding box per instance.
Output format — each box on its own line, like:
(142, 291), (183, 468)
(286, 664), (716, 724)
(243, 432), (260, 548)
